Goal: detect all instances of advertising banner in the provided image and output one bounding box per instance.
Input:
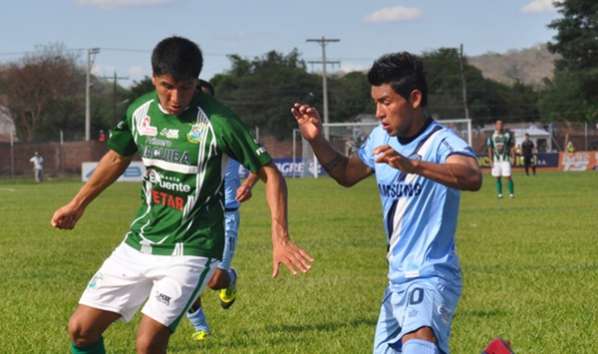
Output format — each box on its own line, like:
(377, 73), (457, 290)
(82, 161), (146, 182)
(560, 152), (598, 171)
(479, 152), (559, 168)
(239, 158), (324, 178)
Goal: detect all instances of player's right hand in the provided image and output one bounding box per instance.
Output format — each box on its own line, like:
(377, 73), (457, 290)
(51, 203), (84, 230)
(291, 103), (322, 142)
(272, 237), (314, 278)
(235, 183), (253, 203)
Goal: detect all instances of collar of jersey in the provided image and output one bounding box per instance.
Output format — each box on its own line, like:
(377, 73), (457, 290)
(396, 117), (433, 145)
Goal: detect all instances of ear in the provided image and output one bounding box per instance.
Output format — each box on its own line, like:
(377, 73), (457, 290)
(409, 89), (423, 109)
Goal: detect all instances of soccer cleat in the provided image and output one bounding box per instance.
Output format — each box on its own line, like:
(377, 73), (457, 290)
(219, 268), (237, 309)
(191, 329), (209, 342)
(482, 337), (514, 354)
(497, 194), (503, 199)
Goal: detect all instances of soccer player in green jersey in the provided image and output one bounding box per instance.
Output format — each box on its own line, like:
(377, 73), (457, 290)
(51, 36), (313, 354)
(487, 120), (515, 198)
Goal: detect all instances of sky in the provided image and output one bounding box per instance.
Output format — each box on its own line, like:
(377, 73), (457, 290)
(0, 0), (563, 86)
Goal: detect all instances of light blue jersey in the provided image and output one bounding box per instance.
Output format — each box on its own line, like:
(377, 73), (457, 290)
(358, 119), (476, 354)
(224, 159), (241, 210)
(358, 119), (475, 285)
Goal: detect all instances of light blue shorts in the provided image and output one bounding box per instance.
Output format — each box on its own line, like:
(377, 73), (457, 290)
(373, 277), (461, 354)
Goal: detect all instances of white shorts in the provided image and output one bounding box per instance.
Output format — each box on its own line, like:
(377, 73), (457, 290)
(79, 243), (217, 331)
(491, 160), (512, 177)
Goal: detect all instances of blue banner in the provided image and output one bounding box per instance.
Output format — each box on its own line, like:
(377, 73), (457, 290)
(239, 158), (324, 177)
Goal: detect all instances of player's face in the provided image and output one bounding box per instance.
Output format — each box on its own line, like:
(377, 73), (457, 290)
(495, 120), (503, 132)
(152, 74), (197, 115)
(371, 84), (421, 137)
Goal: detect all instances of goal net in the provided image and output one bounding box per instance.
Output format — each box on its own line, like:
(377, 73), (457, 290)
(292, 119), (472, 178)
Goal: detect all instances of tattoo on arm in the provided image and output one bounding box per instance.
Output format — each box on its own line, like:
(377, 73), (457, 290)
(322, 152), (346, 174)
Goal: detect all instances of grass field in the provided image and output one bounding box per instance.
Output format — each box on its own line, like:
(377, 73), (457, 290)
(1, 171), (597, 353)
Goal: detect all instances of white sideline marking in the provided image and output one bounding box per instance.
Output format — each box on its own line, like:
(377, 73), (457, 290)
(0, 188), (17, 192)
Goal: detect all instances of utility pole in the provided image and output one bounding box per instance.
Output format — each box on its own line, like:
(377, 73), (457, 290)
(458, 44), (470, 119)
(101, 71), (129, 121)
(85, 47), (100, 141)
(307, 36), (340, 140)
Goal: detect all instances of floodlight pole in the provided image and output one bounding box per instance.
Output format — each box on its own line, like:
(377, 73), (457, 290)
(307, 36), (340, 140)
(85, 48), (100, 141)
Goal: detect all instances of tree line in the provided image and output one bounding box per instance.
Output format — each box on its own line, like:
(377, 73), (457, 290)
(0, 0), (594, 142)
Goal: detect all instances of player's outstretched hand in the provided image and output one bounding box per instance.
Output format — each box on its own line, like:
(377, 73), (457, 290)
(272, 238), (314, 278)
(290, 103), (322, 142)
(374, 144), (418, 173)
(235, 184), (253, 203)
(51, 203), (85, 230)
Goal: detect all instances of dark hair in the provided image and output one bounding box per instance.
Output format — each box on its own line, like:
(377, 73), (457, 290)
(367, 52), (428, 107)
(198, 79), (215, 96)
(151, 36), (203, 81)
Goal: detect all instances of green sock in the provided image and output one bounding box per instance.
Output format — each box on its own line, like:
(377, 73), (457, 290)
(508, 179), (514, 195)
(71, 337), (105, 354)
(495, 178), (502, 195)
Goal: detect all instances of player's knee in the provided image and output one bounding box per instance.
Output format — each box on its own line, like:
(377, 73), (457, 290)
(401, 326), (436, 344)
(68, 315), (99, 347)
(207, 269), (229, 290)
(136, 333), (167, 354)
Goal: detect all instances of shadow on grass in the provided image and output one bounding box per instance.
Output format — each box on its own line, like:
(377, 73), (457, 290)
(458, 308), (509, 319)
(171, 317), (377, 352)
(265, 317), (377, 334)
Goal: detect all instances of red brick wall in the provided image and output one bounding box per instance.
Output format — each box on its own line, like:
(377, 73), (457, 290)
(0, 141), (108, 176)
(0, 136), (299, 177)
(258, 136), (295, 158)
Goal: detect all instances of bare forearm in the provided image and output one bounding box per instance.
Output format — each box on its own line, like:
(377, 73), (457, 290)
(244, 172), (260, 188)
(261, 167), (289, 240)
(71, 150), (131, 208)
(413, 160), (482, 191)
(308, 136), (350, 184)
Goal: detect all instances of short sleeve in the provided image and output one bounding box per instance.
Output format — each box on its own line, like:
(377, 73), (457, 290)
(215, 116), (272, 173)
(437, 132), (477, 163)
(107, 116), (137, 157)
(357, 130), (377, 169)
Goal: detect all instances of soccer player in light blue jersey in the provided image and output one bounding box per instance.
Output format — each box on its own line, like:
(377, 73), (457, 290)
(291, 52), (482, 354)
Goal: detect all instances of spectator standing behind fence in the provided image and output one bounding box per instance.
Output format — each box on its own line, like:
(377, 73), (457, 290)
(29, 152), (44, 183)
(521, 133), (536, 176)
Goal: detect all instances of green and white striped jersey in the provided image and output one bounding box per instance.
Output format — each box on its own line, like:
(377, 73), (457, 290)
(487, 130), (513, 162)
(107, 91), (271, 258)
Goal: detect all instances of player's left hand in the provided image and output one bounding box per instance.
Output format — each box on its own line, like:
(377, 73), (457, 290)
(374, 145), (418, 173)
(272, 238), (314, 278)
(235, 184), (253, 203)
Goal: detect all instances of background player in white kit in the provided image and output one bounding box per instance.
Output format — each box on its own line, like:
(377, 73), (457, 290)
(292, 52), (481, 354)
(487, 120), (515, 198)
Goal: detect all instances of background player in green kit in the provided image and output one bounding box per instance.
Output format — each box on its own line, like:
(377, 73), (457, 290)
(50, 36), (313, 354)
(487, 120), (515, 198)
